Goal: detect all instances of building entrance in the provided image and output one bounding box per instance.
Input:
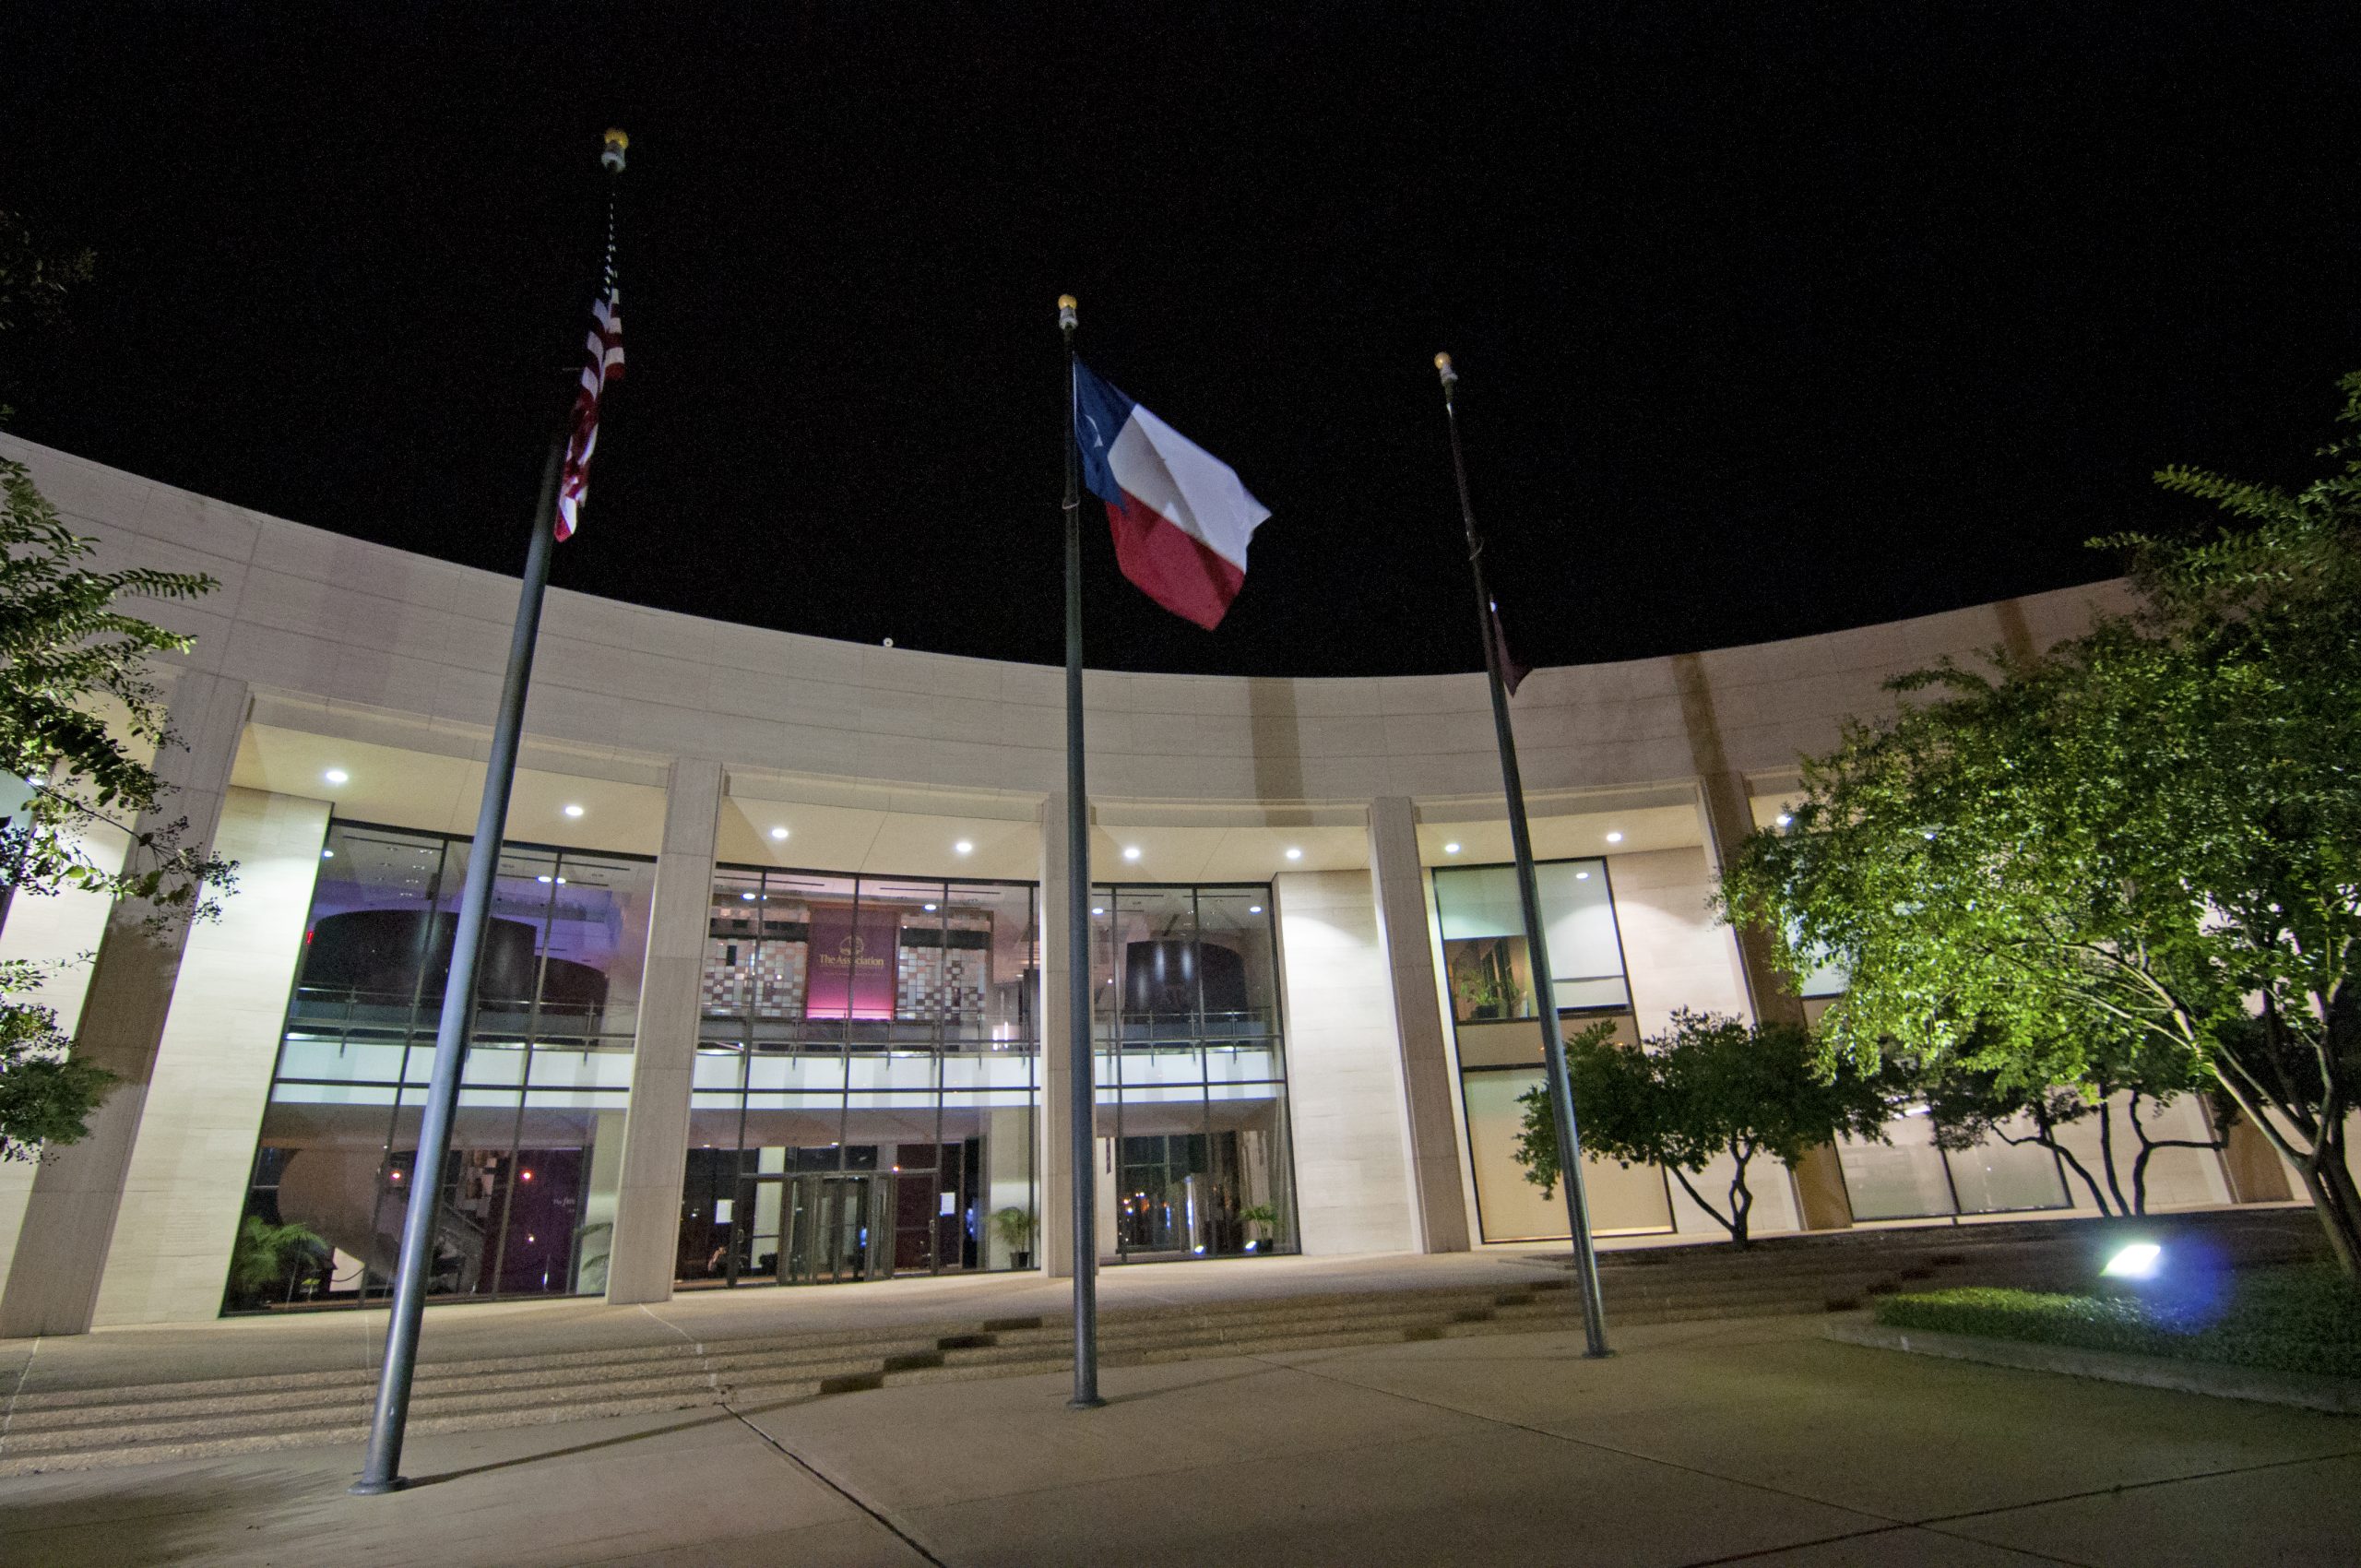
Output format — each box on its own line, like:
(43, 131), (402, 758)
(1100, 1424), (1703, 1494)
(724, 1172), (896, 1286)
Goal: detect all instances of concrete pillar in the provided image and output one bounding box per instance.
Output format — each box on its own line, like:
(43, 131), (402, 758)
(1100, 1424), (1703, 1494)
(1362, 799), (1470, 1253)
(0, 671), (249, 1336)
(93, 787), (331, 1325)
(1672, 654), (1854, 1231)
(604, 756), (723, 1305)
(1038, 790), (1079, 1277)
(0, 793), (132, 1300)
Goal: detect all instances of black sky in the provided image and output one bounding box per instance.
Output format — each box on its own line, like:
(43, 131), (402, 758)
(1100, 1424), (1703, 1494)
(2, 3), (2354, 678)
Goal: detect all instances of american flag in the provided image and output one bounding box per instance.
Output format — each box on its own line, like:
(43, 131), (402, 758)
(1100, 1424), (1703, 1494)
(554, 271), (623, 540)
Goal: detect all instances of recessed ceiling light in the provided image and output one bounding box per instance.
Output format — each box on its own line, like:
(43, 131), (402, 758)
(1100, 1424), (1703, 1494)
(955, 839), (973, 854)
(741, 892), (757, 901)
(563, 803), (585, 818)
(1442, 842), (1461, 855)
(324, 768), (349, 785)
(1774, 813), (1793, 827)
(1248, 905), (1263, 914)
(321, 849), (335, 860)
(1575, 871), (1591, 880)
(1122, 846), (1142, 861)
(537, 874), (553, 884)
(1284, 847), (1302, 861)
(769, 826), (789, 841)
(1604, 831), (1623, 844)
(923, 902), (938, 912)
(1091, 906), (1104, 916)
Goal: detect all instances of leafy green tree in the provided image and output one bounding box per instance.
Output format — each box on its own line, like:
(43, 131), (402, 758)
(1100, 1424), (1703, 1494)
(1910, 1023), (2227, 1218)
(1514, 1012), (1892, 1247)
(1724, 374), (2361, 1276)
(0, 213), (232, 1161)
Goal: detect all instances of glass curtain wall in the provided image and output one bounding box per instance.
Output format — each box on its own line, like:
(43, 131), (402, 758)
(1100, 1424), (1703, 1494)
(680, 868), (1038, 1287)
(233, 821), (655, 1313)
(1434, 858), (1675, 1242)
(1801, 998), (2072, 1220)
(1089, 884), (1298, 1260)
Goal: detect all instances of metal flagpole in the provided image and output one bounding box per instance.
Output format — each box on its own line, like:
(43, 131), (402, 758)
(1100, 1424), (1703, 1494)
(350, 439), (564, 1494)
(1059, 293), (1106, 1408)
(1433, 352), (1610, 1357)
(352, 134), (627, 1495)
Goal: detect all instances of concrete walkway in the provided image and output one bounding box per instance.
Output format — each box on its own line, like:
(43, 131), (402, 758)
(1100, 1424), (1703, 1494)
(5, 1310), (2355, 1566)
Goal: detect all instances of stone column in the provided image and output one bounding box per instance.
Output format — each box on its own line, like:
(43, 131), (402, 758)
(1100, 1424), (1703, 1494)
(1037, 790), (1079, 1277)
(93, 787), (330, 1325)
(0, 670), (248, 1336)
(1672, 654), (1855, 1230)
(1365, 798), (1471, 1252)
(604, 756), (723, 1305)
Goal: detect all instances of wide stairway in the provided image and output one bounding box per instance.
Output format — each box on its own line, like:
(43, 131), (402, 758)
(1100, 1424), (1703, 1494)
(0, 1209), (2321, 1476)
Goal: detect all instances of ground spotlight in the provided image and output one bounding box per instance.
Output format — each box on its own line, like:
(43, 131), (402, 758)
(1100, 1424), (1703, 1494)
(2102, 1241), (2163, 1280)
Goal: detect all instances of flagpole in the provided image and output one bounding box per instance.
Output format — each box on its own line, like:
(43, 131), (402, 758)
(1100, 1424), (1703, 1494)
(1059, 294), (1106, 1408)
(350, 438), (564, 1495)
(1434, 352), (1609, 1357)
(351, 133), (626, 1496)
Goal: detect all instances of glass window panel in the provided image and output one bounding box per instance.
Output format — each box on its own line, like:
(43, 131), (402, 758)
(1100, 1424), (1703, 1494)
(542, 852), (657, 1039)
(1839, 1113), (1959, 1220)
(1536, 860), (1623, 985)
(1943, 1118), (2070, 1213)
(1193, 890), (1277, 1029)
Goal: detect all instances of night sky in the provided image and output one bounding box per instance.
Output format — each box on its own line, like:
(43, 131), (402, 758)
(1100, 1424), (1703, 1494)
(2, 4), (2353, 679)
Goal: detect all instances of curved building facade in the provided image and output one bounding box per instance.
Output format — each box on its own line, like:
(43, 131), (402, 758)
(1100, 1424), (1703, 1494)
(0, 434), (2284, 1334)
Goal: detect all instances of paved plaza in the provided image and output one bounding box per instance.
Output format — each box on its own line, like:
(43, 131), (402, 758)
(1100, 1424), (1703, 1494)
(5, 1305), (2355, 1566)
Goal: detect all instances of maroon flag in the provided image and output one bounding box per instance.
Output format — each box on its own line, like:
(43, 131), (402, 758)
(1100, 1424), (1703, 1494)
(554, 213), (624, 542)
(1489, 598), (1529, 696)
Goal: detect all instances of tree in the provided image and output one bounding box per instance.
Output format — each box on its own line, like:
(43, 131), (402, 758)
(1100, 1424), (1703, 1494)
(0, 212), (232, 1161)
(1513, 1012), (1892, 1247)
(1910, 1023), (2228, 1218)
(1723, 373), (2361, 1276)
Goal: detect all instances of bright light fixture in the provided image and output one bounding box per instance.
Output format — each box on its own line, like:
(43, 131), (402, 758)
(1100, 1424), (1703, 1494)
(322, 849), (335, 860)
(2103, 1241), (2164, 1280)
(1574, 871), (1590, 880)
(955, 839), (973, 854)
(1122, 846), (1142, 861)
(741, 892), (757, 902)
(1091, 906), (1105, 916)
(563, 803), (585, 818)
(1284, 847), (1302, 861)
(923, 902), (938, 912)
(1774, 813), (1793, 827)
(1248, 905), (1262, 914)
(537, 875), (553, 885)
(1604, 831), (1623, 844)
(1443, 842), (1462, 855)
(324, 768), (349, 785)
(769, 826), (789, 841)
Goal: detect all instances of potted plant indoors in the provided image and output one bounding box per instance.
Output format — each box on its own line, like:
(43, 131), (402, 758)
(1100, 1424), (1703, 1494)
(1239, 1203), (1280, 1253)
(989, 1206), (1036, 1270)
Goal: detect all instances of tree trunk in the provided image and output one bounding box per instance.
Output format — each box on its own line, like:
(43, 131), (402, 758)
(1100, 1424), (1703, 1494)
(2208, 1056), (2360, 1282)
(2094, 1099), (2133, 1216)
(1727, 1152), (1754, 1250)
(1667, 1167), (1738, 1247)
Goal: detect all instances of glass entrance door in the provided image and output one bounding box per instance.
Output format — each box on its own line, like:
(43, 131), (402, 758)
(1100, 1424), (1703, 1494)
(727, 1172), (897, 1285)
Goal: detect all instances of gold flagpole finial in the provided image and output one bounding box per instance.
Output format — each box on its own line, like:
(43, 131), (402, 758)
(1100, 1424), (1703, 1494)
(602, 129), (630, 172)
(1433, 351), (1457, 386)
(1058, 294), (1078, 332)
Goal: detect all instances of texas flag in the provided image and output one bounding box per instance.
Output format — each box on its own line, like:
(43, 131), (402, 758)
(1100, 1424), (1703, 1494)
(1074, 362), (1270, 630)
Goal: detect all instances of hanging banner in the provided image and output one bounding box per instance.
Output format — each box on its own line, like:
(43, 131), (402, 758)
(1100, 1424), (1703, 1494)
(805, 900), (898, 1019)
